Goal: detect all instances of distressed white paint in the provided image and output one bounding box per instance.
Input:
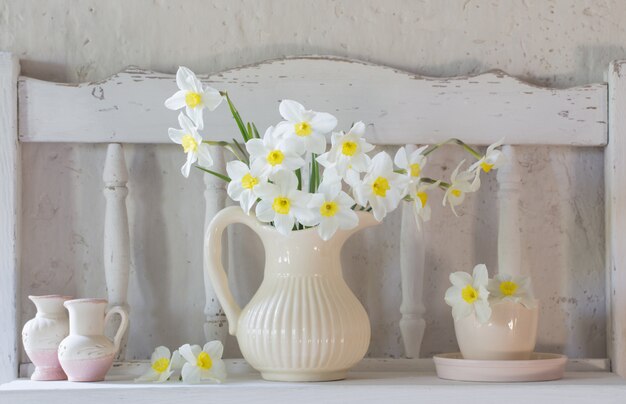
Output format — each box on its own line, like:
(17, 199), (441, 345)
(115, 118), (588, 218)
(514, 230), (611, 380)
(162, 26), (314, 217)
(18, 59), (607, 146)
(399, 202), (426, 359)
(102, 144), (131, 360)
(1, 360), (624, 404)
(16, 357), (615, 379)
(11, 61), (607, 375)
(497, 146), (523, 276)
(202, 147), (228, 345)
(607, 61), (626, 377)
(0, 52), (20, 383)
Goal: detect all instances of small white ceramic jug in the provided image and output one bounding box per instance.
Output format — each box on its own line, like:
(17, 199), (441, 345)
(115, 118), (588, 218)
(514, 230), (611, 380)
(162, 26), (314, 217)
(58, 298), (129, 382)
(22, 295), (72, 380)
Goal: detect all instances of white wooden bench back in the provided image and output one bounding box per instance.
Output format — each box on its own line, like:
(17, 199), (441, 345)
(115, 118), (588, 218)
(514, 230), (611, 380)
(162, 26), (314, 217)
(2, 53), (622, 383)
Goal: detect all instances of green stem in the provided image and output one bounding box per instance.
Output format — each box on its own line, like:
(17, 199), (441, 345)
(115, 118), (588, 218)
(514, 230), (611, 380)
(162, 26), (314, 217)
(194, 165), (231, 182)
(422, 138), (482, 160)
(420, 176), (450, 189)
(202, 140), (244, 162)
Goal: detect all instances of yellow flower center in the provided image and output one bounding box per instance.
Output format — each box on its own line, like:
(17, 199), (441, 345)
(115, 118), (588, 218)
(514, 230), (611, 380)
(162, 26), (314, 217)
(196, 351), (213, 370)
(342, 141), (358, 156)
(152, 357), (170, 373)
(241, 173), (259, 189)
(480, 161), (494, 173)
(320, 201), (339, 217)
(410, 163), (421, 177)
(272, 197), (291, 214)
(451, 189), (462, 198)
(295, 121), (312, 137)
(372, 177), (391, 197)
(499, 281), (518, 297)
(185, 92), (202, 108)
(267, 149), (285, 166)
(181, 134), (199, 153)
(416, 191), (428, 207)
(461, 284), (479, 304)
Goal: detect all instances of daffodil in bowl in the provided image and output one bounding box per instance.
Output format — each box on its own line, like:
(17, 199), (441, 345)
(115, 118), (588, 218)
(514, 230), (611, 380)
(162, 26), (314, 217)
(445, 265), (539, 360)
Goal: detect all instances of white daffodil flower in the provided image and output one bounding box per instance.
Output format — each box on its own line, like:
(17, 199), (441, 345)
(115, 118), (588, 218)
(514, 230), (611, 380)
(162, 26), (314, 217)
(135, 346), (175, 383)
(164, 66), (224, 129)
(275, 99), (337, 155)
(254, 170), (315, 235)
(412, 180), (440, 230)
(488, 273), (537, 308)
(307, 175), (359, 241)
(352, 152), (409, 221)
(226, 160), (266, 214)
(443, 160), (481, 216)
(168, 112), (213, 178)
(394, 144), (428, 181)
(469, 138), (506, 174)
(316, 121), (374, 178)
(247, 126), (305, 177)
(445, 264), (492, 324)
(179, 341), (227, 384)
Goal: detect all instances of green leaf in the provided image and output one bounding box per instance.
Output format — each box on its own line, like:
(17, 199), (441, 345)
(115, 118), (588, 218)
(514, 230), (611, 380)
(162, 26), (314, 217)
(309, 153), (320, 193)
(194, 165), (231, 182)
(232, 138), (249, 164)
(225, 93), (250, 142)
(251, 123), (261, 139)
(295, 168), (302, 191)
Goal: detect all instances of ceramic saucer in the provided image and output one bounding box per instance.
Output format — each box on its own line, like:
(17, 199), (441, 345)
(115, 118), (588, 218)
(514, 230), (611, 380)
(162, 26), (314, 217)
(433, 352), (568, 382)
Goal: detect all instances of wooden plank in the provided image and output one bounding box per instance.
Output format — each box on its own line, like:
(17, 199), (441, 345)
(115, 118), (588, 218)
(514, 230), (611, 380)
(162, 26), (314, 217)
(0, 52), (20, 383)
(2, 370), (625, 404)
(607, 61), (626, 377)
(17, 357), (613, 379)
(18, 56), (607, 145)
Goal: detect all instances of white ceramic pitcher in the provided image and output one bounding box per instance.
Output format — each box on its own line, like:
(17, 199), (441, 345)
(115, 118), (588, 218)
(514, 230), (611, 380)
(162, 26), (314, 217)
(22, 295), (72, 380)
(206, 206), (378, 382)
(58, 298), (129, 382)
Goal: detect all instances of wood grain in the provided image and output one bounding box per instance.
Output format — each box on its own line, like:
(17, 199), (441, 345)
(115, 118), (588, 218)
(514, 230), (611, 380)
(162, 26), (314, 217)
(607, 61), (626, 377)
(0, 52), (20, 383)
(18, 56), (607, 145)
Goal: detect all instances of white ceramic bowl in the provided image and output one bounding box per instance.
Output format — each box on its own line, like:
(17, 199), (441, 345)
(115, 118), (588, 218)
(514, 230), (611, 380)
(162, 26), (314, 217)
(454, 300), (539, 360)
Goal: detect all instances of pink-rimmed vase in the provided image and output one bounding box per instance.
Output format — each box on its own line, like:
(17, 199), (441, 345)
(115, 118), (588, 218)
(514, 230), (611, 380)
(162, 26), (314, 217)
(22, 295), (72, 381)
(58, 298), (129, 382)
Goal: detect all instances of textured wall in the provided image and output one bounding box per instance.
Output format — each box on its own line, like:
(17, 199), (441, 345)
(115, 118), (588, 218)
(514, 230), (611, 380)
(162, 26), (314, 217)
(2, 0), (626, 86)
(3, 0), (617, 360)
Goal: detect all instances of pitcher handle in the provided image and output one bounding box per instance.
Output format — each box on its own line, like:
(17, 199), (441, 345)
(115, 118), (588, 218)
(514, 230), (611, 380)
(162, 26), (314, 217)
(205, 206), (264, 336)
(105, 305), (129, 353)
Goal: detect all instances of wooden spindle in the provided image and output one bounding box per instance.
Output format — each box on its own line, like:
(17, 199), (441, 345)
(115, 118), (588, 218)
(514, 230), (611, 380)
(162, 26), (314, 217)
(399, 202), (426, 358)
(203, 146), (229, 344)
(496, 145), (523, 276)
(103, 143), (131, 360)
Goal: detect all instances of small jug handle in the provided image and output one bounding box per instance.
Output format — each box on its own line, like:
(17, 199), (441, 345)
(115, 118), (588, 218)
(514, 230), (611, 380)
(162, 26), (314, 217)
(205, 206), (264, 336)
(104, 305), (129, 353)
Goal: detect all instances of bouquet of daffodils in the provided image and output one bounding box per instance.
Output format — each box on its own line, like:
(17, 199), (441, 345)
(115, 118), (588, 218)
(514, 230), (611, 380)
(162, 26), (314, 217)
(165, 66), (506, 240)
(444, 264), (536, 324)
